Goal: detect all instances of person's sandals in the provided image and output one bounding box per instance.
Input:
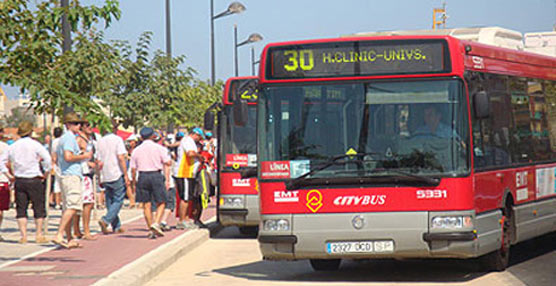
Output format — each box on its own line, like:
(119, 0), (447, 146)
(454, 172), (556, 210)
(51, 239), (69, 249)
(67, 240), (82, 249)
(35, 236), (49, 244)
(18, 238), (28, 244)
(115, 228), (125, 234)
(82, 234), (97, 241)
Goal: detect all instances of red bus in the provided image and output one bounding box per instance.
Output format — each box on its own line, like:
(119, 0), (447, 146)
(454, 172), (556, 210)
(207, 76), (260, 234)
(249, 35), (556, 271)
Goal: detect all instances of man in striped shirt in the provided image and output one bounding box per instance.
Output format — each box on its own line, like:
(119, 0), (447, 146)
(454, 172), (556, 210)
(174, 128), (205, 229)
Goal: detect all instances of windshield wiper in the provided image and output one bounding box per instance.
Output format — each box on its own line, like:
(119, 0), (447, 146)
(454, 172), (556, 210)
(285, 152), (377, 190)
(373, 168), (440, 185)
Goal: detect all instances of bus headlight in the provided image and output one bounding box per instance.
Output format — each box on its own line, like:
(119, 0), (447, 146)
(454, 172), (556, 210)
(432, 216), (472, 229)
(221, 197), (243, 207)
(263, 219), (290, 231)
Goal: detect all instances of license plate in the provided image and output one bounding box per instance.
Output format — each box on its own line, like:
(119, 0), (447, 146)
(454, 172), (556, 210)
(326, 240), (394, 254)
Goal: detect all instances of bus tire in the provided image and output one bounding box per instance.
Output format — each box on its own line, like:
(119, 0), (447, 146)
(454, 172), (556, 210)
(482, 205), (513, 271)
(309, 259), (341, 271)
(238, 226), (259, 236)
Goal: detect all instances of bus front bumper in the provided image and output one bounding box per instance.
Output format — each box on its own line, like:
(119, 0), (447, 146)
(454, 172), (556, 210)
(218, 194), (260, 227)
(259, 211), (483, 260)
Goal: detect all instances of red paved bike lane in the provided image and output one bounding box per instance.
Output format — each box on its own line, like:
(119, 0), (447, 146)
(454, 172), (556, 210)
(0, 203), (216, 286)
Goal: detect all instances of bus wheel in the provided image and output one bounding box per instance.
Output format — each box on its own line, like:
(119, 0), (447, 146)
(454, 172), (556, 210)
(309, 259), (341, 271)
(483, 206), (513, 271)
(238, 226), (259, 236)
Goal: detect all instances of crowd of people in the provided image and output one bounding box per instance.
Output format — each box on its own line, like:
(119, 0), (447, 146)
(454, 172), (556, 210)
(0, 112), (217, 248)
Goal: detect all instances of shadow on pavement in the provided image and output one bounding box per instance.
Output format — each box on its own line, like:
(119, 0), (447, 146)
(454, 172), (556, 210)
(212, 258), (486, 283)
(25, 256), (85, 263)
(507, 231), (556, 286)
(212, 231), (555, 283)
(210, 225), (257, 240)
(118, 234), (148, 239)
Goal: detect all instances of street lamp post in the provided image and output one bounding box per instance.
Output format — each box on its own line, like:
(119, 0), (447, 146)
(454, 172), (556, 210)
(166, 0), (171, 57)
(211, 1), (246, 85)
(251, 46), (260, 76)
(234, 25), (263, 77)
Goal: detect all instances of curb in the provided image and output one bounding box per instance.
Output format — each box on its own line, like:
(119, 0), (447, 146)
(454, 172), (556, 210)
(94, 219), (219, 286)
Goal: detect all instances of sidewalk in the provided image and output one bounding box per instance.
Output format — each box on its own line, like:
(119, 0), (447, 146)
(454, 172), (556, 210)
(0, 200), (217, 286)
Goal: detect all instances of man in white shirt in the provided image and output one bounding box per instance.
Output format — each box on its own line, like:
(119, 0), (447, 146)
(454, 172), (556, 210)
(0, 121), (52, 244)
(96, 121), (130, 234)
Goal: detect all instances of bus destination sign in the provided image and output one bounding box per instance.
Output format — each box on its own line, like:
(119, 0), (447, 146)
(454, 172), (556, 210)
(228, 79), (258, 104)
(267, 40), (450, 79)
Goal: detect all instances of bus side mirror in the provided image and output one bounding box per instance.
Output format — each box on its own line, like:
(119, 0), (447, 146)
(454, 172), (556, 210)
(204, 110), (215, 131)
(473, 91), (490, 119)
(233, 99), (248, 126)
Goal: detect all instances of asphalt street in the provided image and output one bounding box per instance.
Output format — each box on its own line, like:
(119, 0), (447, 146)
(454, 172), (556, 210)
(147, 227), (555, 286)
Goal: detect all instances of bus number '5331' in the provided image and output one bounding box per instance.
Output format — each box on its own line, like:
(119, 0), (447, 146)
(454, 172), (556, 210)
(416, 189), (447, 199)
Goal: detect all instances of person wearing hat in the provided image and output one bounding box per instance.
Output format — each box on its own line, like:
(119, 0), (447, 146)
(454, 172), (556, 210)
(51, 112), (93, 249)
(130, 127), (171, 239)
(173, 127), (206, 229)
(0, 121), (52, 244)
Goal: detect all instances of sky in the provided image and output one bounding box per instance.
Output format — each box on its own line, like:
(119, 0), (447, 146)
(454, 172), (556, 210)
(2, 0), (555, 98)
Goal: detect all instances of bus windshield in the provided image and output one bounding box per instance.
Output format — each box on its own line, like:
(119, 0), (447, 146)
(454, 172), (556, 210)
(258, 79), (470, 179)
(222, 104), (257, 168)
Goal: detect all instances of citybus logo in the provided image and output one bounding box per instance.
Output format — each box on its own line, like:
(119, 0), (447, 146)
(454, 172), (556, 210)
(333, 195), (386, 206)
(306, 189), (323, 213)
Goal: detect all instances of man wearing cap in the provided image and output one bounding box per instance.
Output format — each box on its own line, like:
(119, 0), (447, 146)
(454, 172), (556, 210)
(96, 120), (130, 235)
(130, 127), (171, 239)
(174, 127), (206, 229)
(0, 121), (52, 244)
(52, 112), (93, 248)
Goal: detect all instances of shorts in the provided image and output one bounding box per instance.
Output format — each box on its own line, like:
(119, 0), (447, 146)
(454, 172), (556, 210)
(174, 177), (195, 201)
(14, 178), (46, 219)
(59, 175), (83, 211)
(82, 175), (95, 204)
(151, 187), (176, 212)
(136, 171), (167, 204)
(0, 183), (10, 211)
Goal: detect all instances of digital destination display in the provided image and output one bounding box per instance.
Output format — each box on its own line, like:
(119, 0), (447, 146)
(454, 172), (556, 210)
(228, 79), (258, 104)
(267, 40), (450, 79)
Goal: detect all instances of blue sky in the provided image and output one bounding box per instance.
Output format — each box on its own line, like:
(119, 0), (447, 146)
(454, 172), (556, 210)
(2, 0), (554, 97)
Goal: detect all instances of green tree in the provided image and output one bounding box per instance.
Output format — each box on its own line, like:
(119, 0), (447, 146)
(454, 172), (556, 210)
(3, 106), (36, 128)
(179, 79), (223, 128)
(104, 31), (223, 131)
(0, 0), (121, 131)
